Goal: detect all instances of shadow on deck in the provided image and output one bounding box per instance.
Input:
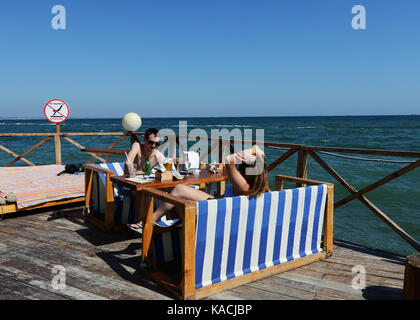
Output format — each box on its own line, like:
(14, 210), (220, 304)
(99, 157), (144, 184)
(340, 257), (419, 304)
(0, 205), (406, 300)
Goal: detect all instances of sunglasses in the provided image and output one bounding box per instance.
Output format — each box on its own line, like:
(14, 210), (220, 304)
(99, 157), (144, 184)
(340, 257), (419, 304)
(147, 140), (160, 147)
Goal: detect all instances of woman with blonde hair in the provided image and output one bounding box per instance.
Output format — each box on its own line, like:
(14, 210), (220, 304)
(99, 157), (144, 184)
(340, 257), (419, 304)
(151, 145), (270, 224)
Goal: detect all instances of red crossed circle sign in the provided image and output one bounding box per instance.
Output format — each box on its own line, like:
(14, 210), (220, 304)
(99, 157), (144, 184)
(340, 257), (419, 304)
(44, 99), (70, 124)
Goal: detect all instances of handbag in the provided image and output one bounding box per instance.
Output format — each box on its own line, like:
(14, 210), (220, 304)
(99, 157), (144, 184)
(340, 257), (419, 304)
(57, 164), (85, 176)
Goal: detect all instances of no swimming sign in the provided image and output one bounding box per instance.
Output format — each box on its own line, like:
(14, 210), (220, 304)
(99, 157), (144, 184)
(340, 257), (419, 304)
(44, 99), (69, 124)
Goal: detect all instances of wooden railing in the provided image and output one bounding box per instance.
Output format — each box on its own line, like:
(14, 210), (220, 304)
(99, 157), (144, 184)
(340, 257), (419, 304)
(1, 128), (419, 252)
(0, 124), (134, 166)
(266, 144), (420, 253)
(171, 135), (420, 253)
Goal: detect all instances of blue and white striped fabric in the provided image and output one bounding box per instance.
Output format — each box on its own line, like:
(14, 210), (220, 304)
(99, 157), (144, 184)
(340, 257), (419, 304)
(195, 184), (327, 289)
(98, 162), (125, 197)
(149, 184), (328, 289)
(155, 218), (181, 228)
(152, 218), (182, 264)
(91, 162), (136, 225)
(153, 228), (182, 264)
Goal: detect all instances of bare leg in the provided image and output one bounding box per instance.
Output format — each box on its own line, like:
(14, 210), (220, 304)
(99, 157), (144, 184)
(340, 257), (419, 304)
(153, 184), (213, 222)
(129, 190), (144, 229)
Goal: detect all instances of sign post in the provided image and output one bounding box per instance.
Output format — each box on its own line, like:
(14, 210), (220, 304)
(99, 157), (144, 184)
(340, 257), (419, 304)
(44, 99), (70, 165)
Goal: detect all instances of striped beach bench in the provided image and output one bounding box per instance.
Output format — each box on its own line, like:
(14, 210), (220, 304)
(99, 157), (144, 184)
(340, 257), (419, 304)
(142, 175), (334, 299)
(84, 162), (136, 230)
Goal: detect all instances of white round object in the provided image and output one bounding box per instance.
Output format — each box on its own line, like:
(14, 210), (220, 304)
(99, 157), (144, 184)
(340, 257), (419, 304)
(122, 112), (142, 132)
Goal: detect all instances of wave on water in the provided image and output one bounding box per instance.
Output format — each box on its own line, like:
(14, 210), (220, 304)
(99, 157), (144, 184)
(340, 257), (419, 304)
(9, 122), (56, 126)
(205, 124), (253, 128)
(167, 124), (254, 128)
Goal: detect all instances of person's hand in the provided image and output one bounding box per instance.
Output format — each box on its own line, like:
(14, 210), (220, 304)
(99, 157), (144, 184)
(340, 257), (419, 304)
(252, 145), (265, 156)
(226, 149), (255, 165)
(225, 146), (265, 165)
(236, 149), (257, 164)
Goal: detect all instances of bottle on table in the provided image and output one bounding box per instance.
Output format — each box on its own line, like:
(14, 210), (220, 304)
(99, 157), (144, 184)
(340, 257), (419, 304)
(145, 157), (151, 176)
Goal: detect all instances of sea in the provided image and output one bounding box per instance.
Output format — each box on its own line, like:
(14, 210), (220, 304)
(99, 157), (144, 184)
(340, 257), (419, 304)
(1, 115), (419, 256)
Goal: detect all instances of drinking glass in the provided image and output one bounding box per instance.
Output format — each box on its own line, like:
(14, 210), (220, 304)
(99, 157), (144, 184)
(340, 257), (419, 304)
(129, 163), (137, 178)
(164, 158), (173, 171)
(185, 161), (191, 174)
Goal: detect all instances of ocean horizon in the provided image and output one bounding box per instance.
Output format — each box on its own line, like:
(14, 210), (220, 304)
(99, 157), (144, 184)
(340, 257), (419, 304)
(1, 115), (419, 256)
(1, 114), (419, 120)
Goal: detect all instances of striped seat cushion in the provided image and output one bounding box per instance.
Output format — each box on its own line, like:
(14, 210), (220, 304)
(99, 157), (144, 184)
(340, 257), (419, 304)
(155, 218), (181, 228)
(153, 227), (182, 264)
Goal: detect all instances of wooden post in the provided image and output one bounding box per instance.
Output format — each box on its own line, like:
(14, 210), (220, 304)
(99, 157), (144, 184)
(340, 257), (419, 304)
(84, 167), (93, 210)
(274, 176), (284, 191)
(403, 253), (420, 300)
(55, 124), (62, 165)
(104, 171), (115, 231)
(217, 139), (226, 196)
(142, 196), (155, 262)
(199, 162), (207, 190)
(182, 203), (197, 299)
(296, 149), (308, 187)
(323, 184), (334, 255)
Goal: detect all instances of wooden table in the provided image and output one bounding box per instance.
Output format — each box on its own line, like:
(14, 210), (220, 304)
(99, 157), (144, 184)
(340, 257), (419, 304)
(110, 169), (228, 222)
(110, 169), (228, 191)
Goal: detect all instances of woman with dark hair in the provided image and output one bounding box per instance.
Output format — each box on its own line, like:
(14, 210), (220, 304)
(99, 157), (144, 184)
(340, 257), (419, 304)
(151, 145), (270, 223)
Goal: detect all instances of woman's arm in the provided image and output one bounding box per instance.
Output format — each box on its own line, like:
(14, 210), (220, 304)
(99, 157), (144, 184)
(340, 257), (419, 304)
(225, 153), (250, 195)
(224, 146), (264, 195)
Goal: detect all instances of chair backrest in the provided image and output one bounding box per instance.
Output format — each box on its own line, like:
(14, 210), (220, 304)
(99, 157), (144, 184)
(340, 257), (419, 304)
(91, 162), (136, 225)
(96, 162), (125, 196)
(195, 184), (327, 289)
(151, 184), (328, 290)
(90, 162), (196, 226)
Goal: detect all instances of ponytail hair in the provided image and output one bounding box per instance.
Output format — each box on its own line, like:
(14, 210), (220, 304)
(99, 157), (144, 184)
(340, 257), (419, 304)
(238, 161), (270, 198)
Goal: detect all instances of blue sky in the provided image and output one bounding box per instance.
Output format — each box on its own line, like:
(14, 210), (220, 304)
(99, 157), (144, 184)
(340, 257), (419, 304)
(0, 0), (419, 118)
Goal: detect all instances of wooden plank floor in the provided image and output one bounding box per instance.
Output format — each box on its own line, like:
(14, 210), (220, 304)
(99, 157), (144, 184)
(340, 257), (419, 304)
(0, 205), (406, 300)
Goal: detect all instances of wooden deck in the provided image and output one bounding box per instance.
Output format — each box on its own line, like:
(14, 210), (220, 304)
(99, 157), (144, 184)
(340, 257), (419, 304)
(0, 205), (406, 300)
